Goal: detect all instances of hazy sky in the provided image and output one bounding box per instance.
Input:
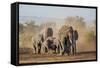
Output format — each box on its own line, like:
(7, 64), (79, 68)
(19, 4), (96, 24)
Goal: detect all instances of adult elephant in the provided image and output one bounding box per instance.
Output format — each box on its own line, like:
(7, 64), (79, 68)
(41, 27), (54, 54)
(61, 27), (79, 55)
(58, 25), (73, 55)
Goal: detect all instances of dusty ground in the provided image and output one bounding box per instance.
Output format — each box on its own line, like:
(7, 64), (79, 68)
(19, 51), (96, 64)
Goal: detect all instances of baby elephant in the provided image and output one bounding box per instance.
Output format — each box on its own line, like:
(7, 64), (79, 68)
(41, 37), (57, 54)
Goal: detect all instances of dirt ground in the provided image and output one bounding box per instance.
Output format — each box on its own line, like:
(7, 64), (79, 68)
(19, 51), (96, 64)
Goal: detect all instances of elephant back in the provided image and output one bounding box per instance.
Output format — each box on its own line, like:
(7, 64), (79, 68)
(58, 25), (73, 40)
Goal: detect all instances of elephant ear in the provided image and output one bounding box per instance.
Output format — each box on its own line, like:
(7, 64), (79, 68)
(74, 30), (78, 40)
(45, 27), (53, 39)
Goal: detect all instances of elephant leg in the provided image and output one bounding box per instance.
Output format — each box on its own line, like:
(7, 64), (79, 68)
(65, 47), (70, 56)
(44, 47), (47, 52)
(33, 45), (36, 54)
(71, 43), (74, 55)
(54, 45), (57, 54)
(58, 45), (61, 55)
(43, 45), (49, 54)
(38, 45), (41, 54)
(38, 48), (40, 54)
(57, 45), (60, 54)
(58, 44), (62, 54)
(72, 46), (74, 55)
(62, 48), (66, 55)
(62, 45), (67, 55)
(35, 41), (38, 54)
(67, 50), (70, 56)
(73, 45), (76, 55)
(73, 42), (77, 55)
(34, 46), (37, 54)
(55, 47), (57, 54)
(41, 46), (45, 54)
(74, 43), (76, 54)
(61, 43), (65, 55)
(37, 46), (39, 54)
(59, 45), (63, 55)
(68, 46), (71, 56)
(69, 46), (71, 55)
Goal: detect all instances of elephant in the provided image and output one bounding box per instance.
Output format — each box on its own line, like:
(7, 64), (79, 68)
(32, 34), (44, 54)
(58, 25), (74, 55)
(71, 30), (78, 55)
(41, 37), (58, 54)
(42, 27), (53, 41)
(61, 27), (78, 55)
(62, 36), (71, 55)
(32, 39), (37, 54)
(40, 39), (48, 54)
(40, 27), (54, 54)
(53, 37), (62, 55)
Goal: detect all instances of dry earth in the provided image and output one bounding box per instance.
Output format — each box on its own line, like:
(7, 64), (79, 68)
(19, 50), (96, 64)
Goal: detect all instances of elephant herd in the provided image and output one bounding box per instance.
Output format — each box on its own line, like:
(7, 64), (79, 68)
(32, 25), (78, 55)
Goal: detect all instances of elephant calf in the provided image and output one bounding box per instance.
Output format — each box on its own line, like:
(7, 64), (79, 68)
(32, 35), (43, 54)
(41, 37), (57, 54)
